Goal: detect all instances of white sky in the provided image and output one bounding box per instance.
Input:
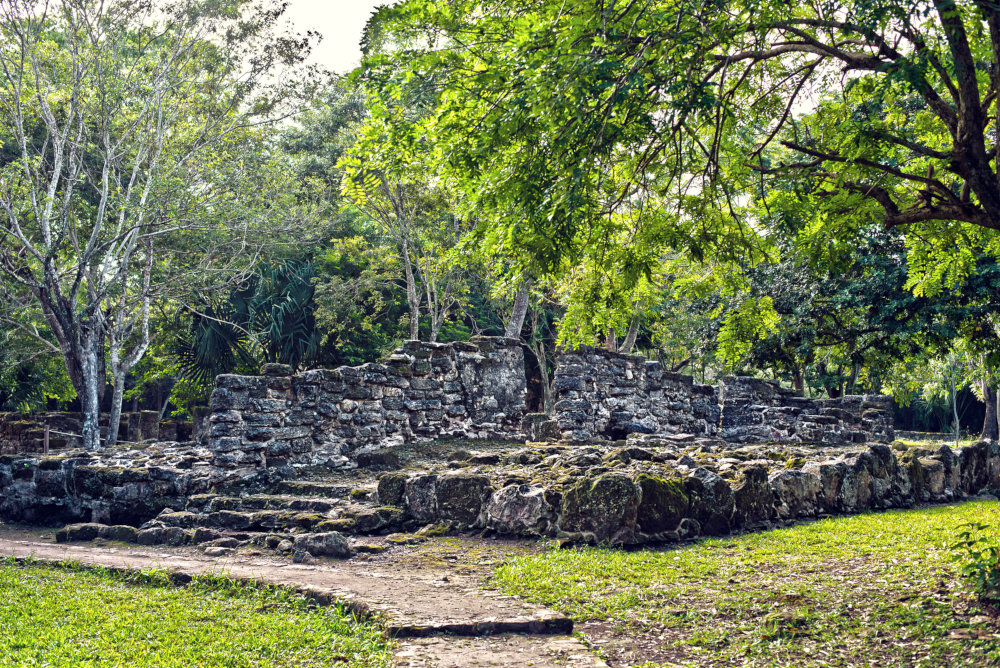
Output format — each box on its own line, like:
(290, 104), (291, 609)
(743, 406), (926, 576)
(283, 0), (390, 74)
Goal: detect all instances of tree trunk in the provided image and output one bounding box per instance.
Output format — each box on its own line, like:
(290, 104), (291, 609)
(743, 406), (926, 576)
(504, 280), (532, 338)
(78, 326), (103, 450)
(952, 372), (960, 445)
(982, 381), (998, 441)
(528, 308), (554, 414)
(106, 372), (126, 447)
(604, 328), (617, 353)
(792, 369), (805, 395)
(401, 239), (421, 340)
(531, 338), (554, 415)
(848, 363), (860, 395)
(620, 312), (640, 354)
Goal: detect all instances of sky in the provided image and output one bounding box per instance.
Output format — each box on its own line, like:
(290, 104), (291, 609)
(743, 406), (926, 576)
(283, 0), (389, 74)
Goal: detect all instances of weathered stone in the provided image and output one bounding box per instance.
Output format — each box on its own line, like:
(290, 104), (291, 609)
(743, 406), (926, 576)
(355, 450), (401, 471)
(55, 522), (104, 543)
(436, 473), (491, 526)
(293, 531), (353, 558)
(136, 526), (187, 546)
(802, 460), (846, 512)
(684, 468), (734, 536)
(204, 546), (234, 557)
(376, 471), (408, 507)
(769, 470), (822, 519)
(101, 525), (138, 542)
(635, 474), (688, 535)
(191, 527), (223, 544)
(920, 458), (947, 499)
(959, 440), (991, 494)
(485, 485), (559, 536)
(350, 507), (404, 533)
(838, 455), (874, 512)
(403, 474), (438, 522)
(605, 446), (656, 464)
(559, 473), (640, 544)
(732, 466), (776, 527)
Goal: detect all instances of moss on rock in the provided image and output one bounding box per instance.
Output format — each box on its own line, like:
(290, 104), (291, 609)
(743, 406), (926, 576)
(636, 474), (689, 535)
(559, 472), (640, 544)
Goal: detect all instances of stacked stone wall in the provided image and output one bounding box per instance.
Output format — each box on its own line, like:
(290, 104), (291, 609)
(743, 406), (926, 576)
(0, 411), (199, 454)
(207, 337), (527, 474)
(0, 444), (212, 526)
(381, 440), (1000, 545)
(718, 377), (895, 444)
(538, 347), (720, 442)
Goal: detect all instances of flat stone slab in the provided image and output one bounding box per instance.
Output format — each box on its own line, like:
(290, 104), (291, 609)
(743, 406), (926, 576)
(0, 528), (571, 638)
(396, 634), (608, 667)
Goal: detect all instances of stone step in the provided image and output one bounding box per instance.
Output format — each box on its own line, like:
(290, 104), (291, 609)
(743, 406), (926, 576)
(272, 480), (361, 498)
(186, 494), (342, 514)
(155, 503), (410, 537)
(56, 520), (390, 560)
(156, 509), (339, 533)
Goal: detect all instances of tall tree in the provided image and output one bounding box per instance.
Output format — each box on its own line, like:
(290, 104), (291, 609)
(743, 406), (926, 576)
(0, 0), (312, 448)
(371, 0), (1000, 303)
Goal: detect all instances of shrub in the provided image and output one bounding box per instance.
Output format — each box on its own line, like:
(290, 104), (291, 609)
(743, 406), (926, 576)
(950, 522), (1000, 603)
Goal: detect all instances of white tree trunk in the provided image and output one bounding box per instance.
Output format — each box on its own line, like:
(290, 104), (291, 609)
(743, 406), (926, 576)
(106, 371), (126, 447)
(402, 239), (421, 340)
(620, 312), (640, 354)
(505, 281), (532, 338)
(79, 328), (103, 451)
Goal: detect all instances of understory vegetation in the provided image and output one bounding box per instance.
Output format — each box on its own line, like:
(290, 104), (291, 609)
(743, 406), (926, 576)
(0, 560), (392, 668)
(6, 1), (1000, 445)
(494, 501), (1000, 667)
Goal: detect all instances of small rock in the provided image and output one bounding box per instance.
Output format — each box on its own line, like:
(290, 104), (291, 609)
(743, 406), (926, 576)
(55, 523), (105, 543)
(203, 546), (233, 557)
(293, 531), (353, 558)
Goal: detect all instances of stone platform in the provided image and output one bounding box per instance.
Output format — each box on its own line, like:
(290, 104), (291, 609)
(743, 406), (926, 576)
(8, 435), (998, 558)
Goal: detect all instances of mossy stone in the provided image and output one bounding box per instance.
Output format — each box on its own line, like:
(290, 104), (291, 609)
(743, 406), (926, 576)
(732, 465), (776, 528)
(376, 472), (408, 507)
(559, 472), (640, 544)
(636, 474), (689, 534)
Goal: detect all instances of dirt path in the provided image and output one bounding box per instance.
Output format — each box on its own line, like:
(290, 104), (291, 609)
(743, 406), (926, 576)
(0, 526), (605, 667)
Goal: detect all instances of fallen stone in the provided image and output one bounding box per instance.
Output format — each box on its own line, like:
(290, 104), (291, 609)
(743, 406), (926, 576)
(203, 546), (233, 557)
(55, 523), (104, 543)
(293, 531), (353, 558)
(485, 485), (559, 537)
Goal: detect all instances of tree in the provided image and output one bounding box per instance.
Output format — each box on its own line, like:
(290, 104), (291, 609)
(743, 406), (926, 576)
(0, 0), (312, 448)
(340, 91), (467, 342)
(370, 0), (1000, 304)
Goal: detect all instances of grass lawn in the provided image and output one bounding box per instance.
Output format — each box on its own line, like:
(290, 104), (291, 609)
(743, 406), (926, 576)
(494, 500), (1000, 667)
(0, 559), (393, 667)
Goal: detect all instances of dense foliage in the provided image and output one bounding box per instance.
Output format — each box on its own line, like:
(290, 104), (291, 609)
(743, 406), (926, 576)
(3, 0), (1000, 438)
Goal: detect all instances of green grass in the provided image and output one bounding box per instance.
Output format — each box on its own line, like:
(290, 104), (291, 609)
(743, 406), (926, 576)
(494, 501), (1000, 667)
(0, 559), (393, 667)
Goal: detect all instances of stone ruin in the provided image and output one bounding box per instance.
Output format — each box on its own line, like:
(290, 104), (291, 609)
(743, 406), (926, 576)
(1, 337), (997, 558)
(521, 347), (894, 445)
(0, 409), (205, 455)
(207, 337), (527, 475)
